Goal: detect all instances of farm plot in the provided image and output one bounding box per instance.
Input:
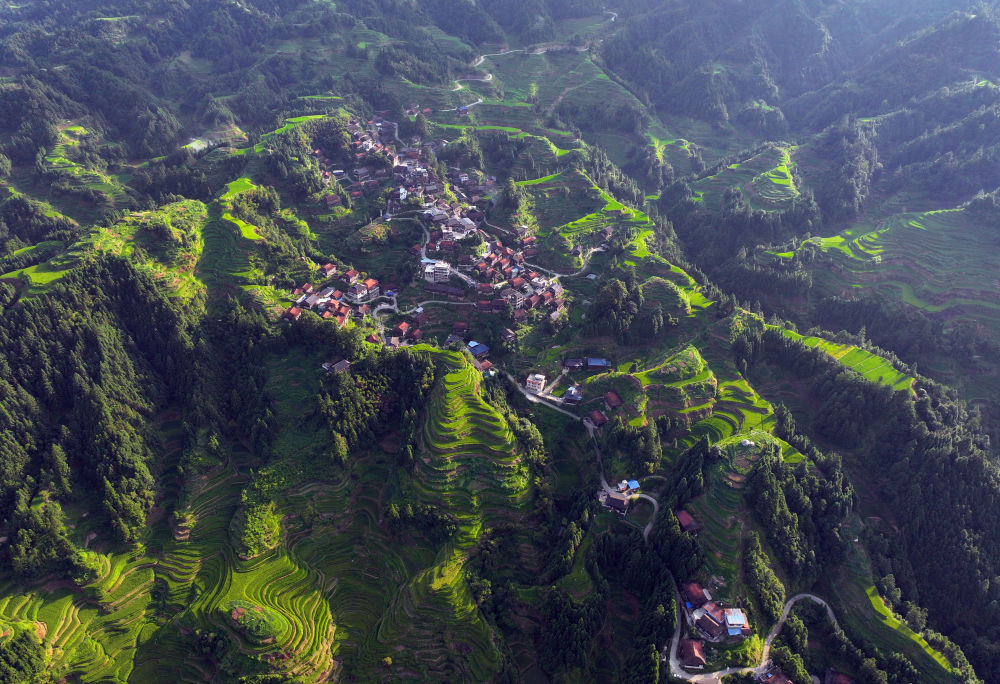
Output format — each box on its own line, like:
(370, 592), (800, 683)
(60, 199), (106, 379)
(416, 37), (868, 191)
(690, 146), (797, 213)
(798, 208), (1000, 337)
(42, 124), (130, 208)
(776, 328), (914, 391)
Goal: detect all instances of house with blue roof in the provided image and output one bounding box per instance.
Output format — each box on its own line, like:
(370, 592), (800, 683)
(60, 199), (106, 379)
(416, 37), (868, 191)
(467, 340), (490, 360)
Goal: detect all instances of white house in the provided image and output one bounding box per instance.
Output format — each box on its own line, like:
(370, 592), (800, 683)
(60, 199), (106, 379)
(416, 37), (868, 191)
(526, 374), (546, 394)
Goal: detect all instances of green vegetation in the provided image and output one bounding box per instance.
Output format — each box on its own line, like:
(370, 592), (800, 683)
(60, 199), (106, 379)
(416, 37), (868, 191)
(775, 328), (913, 391)
(225, 600), (291, 645)
(0, 1), (998, 682)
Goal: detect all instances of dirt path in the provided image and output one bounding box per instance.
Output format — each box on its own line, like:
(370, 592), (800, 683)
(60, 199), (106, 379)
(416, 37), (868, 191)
(522, 247), (604, 279)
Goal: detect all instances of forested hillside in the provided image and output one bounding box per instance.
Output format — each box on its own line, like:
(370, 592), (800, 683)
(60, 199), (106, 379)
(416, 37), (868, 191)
(0, 0), (999, 682)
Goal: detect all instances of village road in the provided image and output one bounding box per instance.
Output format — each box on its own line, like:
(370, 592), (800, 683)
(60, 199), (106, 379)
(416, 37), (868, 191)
(665, 592), (839, 681)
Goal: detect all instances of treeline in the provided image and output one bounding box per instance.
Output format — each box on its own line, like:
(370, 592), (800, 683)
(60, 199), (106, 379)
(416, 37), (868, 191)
(602, 417), (663, 476)
(0, 193), (77, 245)
(586, 271), (679, 344)
(129, 147), (243, 205)
(807, 119), (880, 221)
(589, 519), (684, 684)
(737, 323), (999, 678)
(317, 346), (436, 453)
(0, 0), (344, 162)
(578, 146), (645, 208)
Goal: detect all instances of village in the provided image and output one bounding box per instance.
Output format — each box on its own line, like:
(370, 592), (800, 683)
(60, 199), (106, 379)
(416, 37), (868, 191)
(282, 110), (568, 348)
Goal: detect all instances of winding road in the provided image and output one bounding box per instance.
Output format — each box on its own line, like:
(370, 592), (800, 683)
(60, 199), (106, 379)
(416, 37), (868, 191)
(522, 247), (605, 279)
(442, 13), (620, 113)
(666, 593), (839, 681)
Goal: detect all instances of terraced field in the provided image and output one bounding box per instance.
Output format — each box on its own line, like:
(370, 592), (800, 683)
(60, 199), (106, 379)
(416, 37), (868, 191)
(42, 123), (130, 207)
(688, 471), (745, 582)
(640, 276), (692, 315)
(775, 327), (914, 391)
(0, 351), (531, 682)
(778, 208), (1000, 329)
(219, 178), (264, 241)
(234, 116), (326, 156)
(419, 349), (529, 516)
(761, 203), (1000, 421)
(691, 145), (798, 212)
(1, 199), (209, 300)
(518, 169), (603, 230)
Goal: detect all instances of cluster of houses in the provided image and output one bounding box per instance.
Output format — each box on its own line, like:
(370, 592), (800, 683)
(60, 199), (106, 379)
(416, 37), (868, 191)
(585, 390), (623, 427)
(472, 235), (537, 284)
(421, 202), (485, 242)
(467, 238), (565, 322)
(316, 114), (495, 214)
(599, 479), (641, 515)
(381, 308), (431, 349)
(681, 581), (751, 643)
(282, 265), (382, 326)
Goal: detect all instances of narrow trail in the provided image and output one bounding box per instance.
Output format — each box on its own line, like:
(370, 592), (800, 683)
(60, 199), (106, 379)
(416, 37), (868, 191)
(522, 247), (604, 279)
(442, 15), (618, 112)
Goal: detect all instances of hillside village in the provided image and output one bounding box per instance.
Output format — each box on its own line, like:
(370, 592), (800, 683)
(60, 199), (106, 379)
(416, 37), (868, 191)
(283, 114), (567, 343)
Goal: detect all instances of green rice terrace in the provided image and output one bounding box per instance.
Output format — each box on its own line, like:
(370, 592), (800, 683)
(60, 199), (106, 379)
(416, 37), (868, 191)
(691, 145), (800, 212)
(1, 200), (208, 300)
(419, 348), (530, 511)
(775, 328), (914, 392)
(761, 205), (1000, 403)
(779, 207), (1000, 325)
(40, 123), (130, 209)
(1, 2), (997, 681)
(0, 348), (543, 682)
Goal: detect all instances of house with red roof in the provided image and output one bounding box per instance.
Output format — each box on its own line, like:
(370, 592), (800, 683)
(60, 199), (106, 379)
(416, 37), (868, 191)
(677, 510), (701, 534)
(681, 582), (709, 608)
(679, 639), (706, 669)
(589, 410), (608, 427)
